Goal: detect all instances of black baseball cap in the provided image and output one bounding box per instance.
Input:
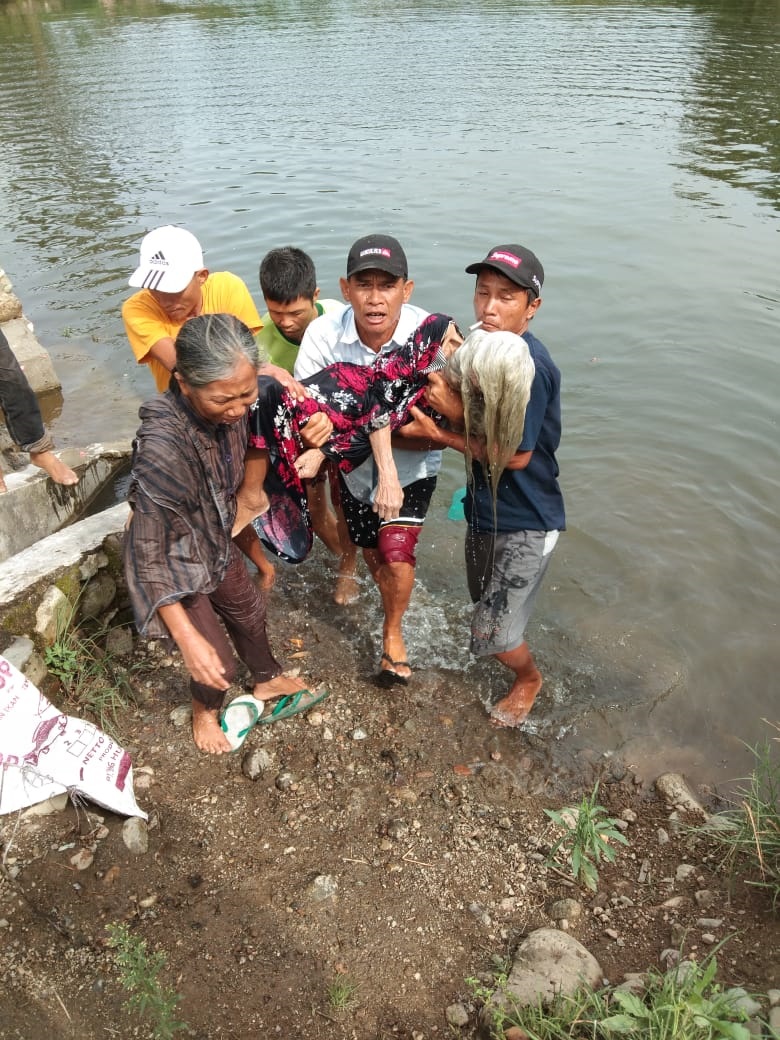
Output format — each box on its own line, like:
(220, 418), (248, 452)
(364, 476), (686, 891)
(346, 234), (408, 279)
(465, 244), (544, 299)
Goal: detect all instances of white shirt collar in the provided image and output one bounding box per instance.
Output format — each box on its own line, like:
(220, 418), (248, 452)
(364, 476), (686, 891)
(340, 304), (426, 353)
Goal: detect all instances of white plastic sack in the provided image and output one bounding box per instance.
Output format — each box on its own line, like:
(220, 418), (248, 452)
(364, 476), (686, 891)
(0, 654), (147, 819)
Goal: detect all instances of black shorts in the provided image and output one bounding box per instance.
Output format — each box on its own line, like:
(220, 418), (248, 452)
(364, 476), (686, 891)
(337, 474), (437, 550)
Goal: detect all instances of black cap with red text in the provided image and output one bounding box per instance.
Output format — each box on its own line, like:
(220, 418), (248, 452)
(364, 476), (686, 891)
(346, 234), (408, 279)
(465, 244), (544, 299)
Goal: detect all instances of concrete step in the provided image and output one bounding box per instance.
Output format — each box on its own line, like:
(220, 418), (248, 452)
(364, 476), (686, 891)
(0, 500), (129, 609)
(0, 440), (131, 562)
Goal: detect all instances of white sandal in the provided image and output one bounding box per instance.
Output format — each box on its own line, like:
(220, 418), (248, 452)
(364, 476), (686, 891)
(220, 694), (265, 751)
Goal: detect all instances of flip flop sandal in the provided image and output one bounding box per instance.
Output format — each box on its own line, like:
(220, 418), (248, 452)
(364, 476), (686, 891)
(257, 687), (329, 725)
(220, 694), (265, 751)
(374, 653), (411, 688)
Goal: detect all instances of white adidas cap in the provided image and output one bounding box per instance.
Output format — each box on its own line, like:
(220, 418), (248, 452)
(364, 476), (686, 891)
(128, 225), (205, 293)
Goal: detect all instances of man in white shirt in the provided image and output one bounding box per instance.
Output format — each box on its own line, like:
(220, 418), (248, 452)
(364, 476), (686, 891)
(295, 234), (439, 687)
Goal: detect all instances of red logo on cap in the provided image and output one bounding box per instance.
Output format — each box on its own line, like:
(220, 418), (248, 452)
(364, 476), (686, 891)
(360, 247), (392, 259)
(490, 251), (521, 268)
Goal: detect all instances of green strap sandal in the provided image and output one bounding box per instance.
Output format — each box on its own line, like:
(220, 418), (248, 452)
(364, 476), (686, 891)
(257, 688), (329, 725)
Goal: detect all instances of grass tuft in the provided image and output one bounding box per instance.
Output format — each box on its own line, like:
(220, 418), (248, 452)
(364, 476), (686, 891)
(327, 975), (359, 1012)
(44, 616), (136, 737)
(702, 722), (780, 909)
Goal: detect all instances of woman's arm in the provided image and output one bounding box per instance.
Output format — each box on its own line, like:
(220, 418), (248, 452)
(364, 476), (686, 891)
(421, 372), (465, 424)
(298, 411), (333, 448)
(368, 424), (404, 520)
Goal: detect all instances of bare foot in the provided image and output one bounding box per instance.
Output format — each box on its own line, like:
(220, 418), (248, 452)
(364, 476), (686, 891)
(333, 554), (360, 605)
(0, 470), (6, 493)
(30, 451), (79, 486)
(232, 490), (269, 537)
(380, 632), (411, 681)
(334, 571), (359, 605)
(251, 672), (310, 702)
(489, 678), (542, 728)
(192, 699), (232, 753)
(294, 448), (325, 481)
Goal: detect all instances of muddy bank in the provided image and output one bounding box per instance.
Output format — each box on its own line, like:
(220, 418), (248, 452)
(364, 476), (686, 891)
(0, 552), (778, 1039)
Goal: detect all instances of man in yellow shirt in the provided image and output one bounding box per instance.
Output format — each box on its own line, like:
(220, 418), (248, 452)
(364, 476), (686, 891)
(122, 224), (312, 589)
(122, 225), (263, 392)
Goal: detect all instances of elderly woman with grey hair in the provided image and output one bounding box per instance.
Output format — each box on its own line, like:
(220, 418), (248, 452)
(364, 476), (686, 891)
(124, 313), (326, 755)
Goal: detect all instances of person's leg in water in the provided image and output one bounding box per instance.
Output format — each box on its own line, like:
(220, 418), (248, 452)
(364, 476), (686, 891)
(340, 475), (435, 681)
(232, 447), (275, 588)
(305, 475), (340, 554)
(29, 449), (79, 486)
(290, 455), (360, 603)
(490, 642), (543, 727)
(325, 466), (359, 606)
(467, 529), (552, 727)
(1, 444), (79, 492)
(292, 455), (361, 603)
(311, 420), (405, 607)
(233, 524), (276, 590)
(297, 425), (404, 607)
(363, 545), (415, 681)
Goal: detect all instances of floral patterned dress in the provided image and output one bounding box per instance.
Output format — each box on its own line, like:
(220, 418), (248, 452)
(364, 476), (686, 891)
(248, 312), (456, 563)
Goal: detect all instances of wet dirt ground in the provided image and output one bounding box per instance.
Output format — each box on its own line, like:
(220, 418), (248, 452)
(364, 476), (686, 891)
(1, 557), (778, 1039)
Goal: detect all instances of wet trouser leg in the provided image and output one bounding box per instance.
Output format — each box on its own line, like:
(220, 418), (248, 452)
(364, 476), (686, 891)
(0, 328), (52, 453)
(182, 546), (282, 709)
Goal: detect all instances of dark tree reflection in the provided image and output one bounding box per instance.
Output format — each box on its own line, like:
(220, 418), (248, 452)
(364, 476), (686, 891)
(677, 0), (780, 212)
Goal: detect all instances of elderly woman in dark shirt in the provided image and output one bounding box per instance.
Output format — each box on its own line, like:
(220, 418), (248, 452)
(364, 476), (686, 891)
(124, 313), (323, 754)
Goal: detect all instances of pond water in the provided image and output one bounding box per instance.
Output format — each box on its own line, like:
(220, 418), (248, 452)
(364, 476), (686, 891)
(1, 0), (778, 787)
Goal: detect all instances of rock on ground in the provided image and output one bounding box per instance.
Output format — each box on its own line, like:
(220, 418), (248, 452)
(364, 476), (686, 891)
(482, 927), (603, 1032)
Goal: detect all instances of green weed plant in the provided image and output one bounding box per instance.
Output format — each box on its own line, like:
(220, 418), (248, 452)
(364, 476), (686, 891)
(544, 781), (629, 891)
(44, 639), (80, 687)
(472, 953), (753, 1040)
(106, 923), (186, 1039)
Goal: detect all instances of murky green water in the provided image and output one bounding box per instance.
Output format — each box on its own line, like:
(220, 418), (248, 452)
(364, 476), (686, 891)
(1, 0), (778, 785)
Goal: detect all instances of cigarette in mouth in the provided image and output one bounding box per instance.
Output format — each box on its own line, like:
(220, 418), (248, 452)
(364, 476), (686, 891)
(469, 321), (482, 331)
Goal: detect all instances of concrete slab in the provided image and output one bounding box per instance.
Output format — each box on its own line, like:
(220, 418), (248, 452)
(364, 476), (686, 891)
(0, 315), (60, 393)
(0, 440), (131, 562)
(0, 501), (129, 607)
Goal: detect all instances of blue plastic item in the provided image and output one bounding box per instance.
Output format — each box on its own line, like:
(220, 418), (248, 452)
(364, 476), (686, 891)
(447, 486), (467, 521)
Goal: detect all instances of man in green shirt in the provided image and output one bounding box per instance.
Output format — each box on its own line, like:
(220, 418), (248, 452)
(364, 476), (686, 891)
(258, 246), (344, 371)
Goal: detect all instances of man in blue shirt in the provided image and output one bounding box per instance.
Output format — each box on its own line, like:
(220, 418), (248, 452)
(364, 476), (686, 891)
(407, 243), (564, 726)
